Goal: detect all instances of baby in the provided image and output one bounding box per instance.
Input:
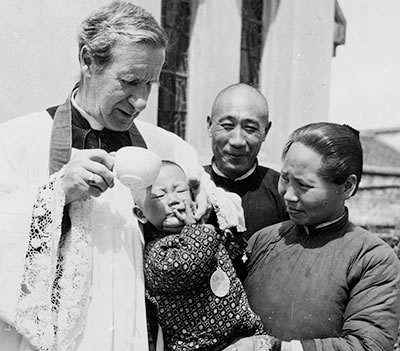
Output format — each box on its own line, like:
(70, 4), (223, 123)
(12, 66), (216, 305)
(132, 160), (280, 351)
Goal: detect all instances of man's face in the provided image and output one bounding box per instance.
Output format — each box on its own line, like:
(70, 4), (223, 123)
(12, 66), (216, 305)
(142, 164), (193, 234)
(81, 42), (165, 131)
(208, 90), (269, 179)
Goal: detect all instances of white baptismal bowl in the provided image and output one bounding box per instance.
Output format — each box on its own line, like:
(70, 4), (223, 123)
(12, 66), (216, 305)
(113, 146), (162, 189)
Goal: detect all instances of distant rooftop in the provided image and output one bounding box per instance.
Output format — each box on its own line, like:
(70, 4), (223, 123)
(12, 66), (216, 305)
(362, 127), (400, 135)
(360, 128), (400, 174)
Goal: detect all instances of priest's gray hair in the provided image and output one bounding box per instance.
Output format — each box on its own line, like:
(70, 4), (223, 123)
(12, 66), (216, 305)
(78, 1), (168, 71)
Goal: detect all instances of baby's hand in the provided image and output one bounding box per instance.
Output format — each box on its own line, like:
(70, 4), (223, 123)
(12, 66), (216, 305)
(173, 200), (196, 225)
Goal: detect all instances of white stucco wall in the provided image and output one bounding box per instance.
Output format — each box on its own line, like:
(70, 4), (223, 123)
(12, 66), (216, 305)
(1, 0), (336, 170)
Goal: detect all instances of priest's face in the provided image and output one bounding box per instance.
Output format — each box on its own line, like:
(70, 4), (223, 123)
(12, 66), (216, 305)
(78, 42), (165, 131)
(278, 142), (348, 226)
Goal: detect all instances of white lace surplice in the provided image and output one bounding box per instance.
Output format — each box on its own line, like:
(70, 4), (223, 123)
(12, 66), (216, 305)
(14, 171), (147, 351)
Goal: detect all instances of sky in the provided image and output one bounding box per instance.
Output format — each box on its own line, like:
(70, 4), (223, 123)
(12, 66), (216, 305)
(329, 0), (400, 131)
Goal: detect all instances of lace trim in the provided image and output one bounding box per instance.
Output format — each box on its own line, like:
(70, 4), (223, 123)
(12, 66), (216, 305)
(55, 199), (93, 351)
(15, 168), (94, 351)
(202, 179), (246, 232)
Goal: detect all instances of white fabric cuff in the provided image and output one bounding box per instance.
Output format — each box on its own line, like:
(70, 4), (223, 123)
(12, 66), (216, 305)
(290, 340), (304, 351)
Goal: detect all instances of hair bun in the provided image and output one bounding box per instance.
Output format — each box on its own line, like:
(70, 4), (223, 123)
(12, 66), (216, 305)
(342, 124), (360, 138)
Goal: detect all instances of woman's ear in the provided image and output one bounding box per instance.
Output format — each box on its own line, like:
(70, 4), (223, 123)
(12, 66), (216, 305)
(344, 174), (358, 199)
(132, 205), (148, 224)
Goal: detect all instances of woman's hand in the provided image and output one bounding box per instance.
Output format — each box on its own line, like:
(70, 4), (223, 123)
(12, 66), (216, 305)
(222, 337), (253, 351)
(223, 336), (284, 351)
(61, 149), (115, 204)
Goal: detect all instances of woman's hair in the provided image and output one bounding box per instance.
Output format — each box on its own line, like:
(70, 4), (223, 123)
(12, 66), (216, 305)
(78, 1), (168, 70)
(282, 122), (363, 195)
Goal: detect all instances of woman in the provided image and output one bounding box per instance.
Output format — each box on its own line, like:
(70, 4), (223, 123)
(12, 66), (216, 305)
(226, 122), (400, 351)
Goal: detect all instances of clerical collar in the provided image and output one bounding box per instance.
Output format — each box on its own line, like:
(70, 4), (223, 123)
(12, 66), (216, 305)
(71, 88), (104, 130)
(302, 210), (347, 235)
(211, 159), (257, 181)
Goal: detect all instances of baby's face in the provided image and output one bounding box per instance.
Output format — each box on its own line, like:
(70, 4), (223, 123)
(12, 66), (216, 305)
(142, 163), (193, 233)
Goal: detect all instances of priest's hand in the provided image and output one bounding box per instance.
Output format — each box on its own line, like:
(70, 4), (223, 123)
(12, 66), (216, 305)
(61, 149), (115, 204)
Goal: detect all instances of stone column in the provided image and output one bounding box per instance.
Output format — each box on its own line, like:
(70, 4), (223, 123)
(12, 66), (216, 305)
(258, 0), (336, 169)
(185, 0), (243, 165)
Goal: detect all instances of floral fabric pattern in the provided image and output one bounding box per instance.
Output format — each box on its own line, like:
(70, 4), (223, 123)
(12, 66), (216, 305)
(144, 224), (265, 351)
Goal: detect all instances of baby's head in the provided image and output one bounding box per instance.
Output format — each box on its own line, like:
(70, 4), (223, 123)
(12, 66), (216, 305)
(132, 160), (194, 234)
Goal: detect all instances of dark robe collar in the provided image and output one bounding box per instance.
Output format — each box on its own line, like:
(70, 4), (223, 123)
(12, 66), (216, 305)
(296, 208), (350, 238)
(210, 156), (258, 182)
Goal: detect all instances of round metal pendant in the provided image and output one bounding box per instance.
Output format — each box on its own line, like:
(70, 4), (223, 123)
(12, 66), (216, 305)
(210, 267), (230, 297)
